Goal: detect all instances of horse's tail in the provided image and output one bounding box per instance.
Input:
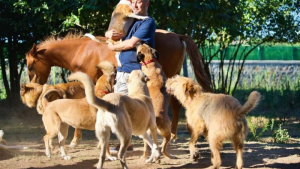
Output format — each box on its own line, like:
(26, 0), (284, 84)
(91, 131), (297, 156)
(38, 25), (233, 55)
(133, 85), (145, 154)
(68, 72), (111, 111)
(178, 35), (213, 92)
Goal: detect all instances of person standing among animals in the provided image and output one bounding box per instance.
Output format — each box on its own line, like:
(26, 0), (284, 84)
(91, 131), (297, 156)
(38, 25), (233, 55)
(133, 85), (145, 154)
(105, 0), (156, 95)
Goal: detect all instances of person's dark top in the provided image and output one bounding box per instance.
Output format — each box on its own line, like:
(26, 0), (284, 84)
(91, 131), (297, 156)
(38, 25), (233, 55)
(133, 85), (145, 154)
(117, 17), (156, 73)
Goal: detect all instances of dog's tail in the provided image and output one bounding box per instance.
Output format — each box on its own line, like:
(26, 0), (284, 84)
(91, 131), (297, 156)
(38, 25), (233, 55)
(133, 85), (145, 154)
(236, 91), (261, 118)
(68, 72), (111, 110)
(96, 61), (116, 75)
(38, 89), (66, 114)
(84, 33), (102, 43)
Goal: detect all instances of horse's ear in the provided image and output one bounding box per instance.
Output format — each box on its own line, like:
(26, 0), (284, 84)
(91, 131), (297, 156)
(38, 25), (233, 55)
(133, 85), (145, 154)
(30, 43), (37, 57)
(32, 43), (36, 51)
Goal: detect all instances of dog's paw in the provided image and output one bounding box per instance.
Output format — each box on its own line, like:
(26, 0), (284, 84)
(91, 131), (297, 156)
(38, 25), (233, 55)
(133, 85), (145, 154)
(45, 153), (51, 158)
(62, 155), (71, 160)
(107, 156), (117, 161)
(146, 150), (161, 163)
(171, 133), (177, 141)
(137, 16), (149, 20)
(69, 142), (77, 148)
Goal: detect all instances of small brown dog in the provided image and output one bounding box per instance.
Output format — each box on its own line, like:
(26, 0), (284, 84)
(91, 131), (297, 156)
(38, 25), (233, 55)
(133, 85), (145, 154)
(166, 75), (260, 169)
(68, 70), (160, 169)
(136, 43), (173, 159)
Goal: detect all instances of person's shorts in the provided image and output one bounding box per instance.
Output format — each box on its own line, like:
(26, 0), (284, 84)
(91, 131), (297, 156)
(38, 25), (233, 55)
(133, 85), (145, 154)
(114, 71), (130, 95)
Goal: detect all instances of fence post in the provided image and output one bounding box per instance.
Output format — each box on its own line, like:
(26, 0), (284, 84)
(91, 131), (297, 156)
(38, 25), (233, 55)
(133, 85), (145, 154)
(52, 67), (56, 85)
(258, 46), (261, 60)
(292, 45), (294, 60)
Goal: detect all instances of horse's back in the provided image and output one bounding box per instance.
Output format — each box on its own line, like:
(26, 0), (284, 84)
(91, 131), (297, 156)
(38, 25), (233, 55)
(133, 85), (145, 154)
(71, 38), (116, 83)
(155, 29), (185, 78)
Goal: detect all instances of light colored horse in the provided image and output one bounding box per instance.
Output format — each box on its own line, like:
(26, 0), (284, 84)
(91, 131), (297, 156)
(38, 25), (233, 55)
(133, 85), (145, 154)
(25, 29), (212, 141)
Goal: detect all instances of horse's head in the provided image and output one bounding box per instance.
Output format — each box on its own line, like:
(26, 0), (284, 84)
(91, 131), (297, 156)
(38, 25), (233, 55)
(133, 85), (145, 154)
(26, 43), (51, 84)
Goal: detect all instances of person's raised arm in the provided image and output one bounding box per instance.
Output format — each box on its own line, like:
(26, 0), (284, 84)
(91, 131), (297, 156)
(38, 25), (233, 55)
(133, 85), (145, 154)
(108, 36), (140, 51)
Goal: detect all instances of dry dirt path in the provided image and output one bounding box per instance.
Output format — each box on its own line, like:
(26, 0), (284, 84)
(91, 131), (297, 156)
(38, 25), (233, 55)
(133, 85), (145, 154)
(0, 106), (300, 169)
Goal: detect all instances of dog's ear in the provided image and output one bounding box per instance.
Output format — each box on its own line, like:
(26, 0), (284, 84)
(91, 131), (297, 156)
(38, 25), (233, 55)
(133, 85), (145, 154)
(188, 83), (198, 99)
(20, 84), (37, 95)
(143, 76), (150, 83)
(44, 89), (67, 102)
(150, 48), (159, 60)
(135, 42), (142, 49)
(184, 82), (197, 99)
(20, 84), (26, 95)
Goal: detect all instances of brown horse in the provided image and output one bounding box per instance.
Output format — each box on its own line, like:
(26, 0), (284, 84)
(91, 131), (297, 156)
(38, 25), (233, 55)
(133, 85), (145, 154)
(25, 29), (212, 141)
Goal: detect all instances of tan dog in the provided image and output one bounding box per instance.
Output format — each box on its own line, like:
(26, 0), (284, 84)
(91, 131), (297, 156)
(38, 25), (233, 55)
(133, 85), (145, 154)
(0, 130), (28, 150)
(20, 80), (85, 147)
(136, 43), (173, 159)
(107, 0), (148, 42)
(40, 62), (116, 160)
(68, 70), (160, 169)
(94, 61), (116, 98)
(165, 75), (260, 169)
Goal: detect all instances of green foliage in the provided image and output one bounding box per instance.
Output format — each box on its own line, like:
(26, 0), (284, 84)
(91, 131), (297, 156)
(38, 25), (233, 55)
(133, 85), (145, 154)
(272, 124), (290, 143)
(247, 117), (290, 143)
(0, 0), (299, 101)
(247, 116), (270, 141)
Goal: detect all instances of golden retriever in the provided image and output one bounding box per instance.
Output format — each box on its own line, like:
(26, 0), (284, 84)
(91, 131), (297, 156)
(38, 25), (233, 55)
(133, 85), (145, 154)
(68, 70), (160, 169)
(136, 43), (173, 159)
(165, 75), (260, 169)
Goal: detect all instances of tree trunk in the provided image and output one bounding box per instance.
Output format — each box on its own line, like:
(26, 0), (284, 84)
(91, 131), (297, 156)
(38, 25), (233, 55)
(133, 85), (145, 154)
(7, 36), (21, 105)
(0, 40), (11, 104)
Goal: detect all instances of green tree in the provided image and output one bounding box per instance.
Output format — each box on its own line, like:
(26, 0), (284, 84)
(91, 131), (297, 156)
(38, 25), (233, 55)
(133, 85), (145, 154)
(0, 0), (299, 105)
(151, 0), (299, 94)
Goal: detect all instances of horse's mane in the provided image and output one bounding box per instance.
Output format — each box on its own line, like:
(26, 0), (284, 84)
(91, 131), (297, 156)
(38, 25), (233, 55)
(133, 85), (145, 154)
(38, 32), (85, 47)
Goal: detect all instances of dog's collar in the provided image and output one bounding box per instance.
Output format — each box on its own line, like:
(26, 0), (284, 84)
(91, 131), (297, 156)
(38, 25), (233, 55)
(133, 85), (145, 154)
(141, 59), (156, 66)
(96, 90), (109, 95)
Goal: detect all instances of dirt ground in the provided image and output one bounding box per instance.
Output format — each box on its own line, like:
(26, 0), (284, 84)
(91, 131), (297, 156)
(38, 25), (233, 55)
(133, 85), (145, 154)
(0, 105), (300, 169)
